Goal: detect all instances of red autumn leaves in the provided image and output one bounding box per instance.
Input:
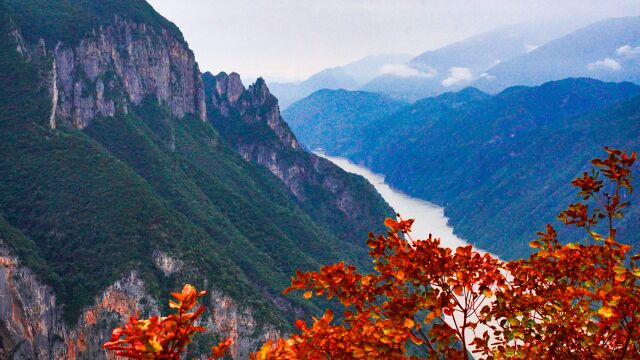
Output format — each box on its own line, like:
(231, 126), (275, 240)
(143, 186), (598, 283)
(105, 147), (639, 359)
(251, 148), (640, 359)
(103, 284), (231, 359)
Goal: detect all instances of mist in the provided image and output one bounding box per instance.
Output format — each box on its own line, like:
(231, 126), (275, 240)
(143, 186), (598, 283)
(147, 0), (639, 81)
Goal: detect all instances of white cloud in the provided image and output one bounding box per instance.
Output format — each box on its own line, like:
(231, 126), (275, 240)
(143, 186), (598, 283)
(480, 72), (496, 81)
(378, 64), (437, 78)
(616, 45), (640, 56)
(587, 57), (621, 71)
(441, 67), (473, 87)
(524, 44), (539, 53)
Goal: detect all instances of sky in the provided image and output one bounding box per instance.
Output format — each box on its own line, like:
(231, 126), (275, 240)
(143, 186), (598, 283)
(147, 0), (640, 82)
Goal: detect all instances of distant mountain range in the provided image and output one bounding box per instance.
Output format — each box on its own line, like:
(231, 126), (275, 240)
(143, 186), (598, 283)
(284, 78), (640, 259)
(473, 16), (640, 92)
(268, 53), (412, 108)
(275, 16), (640, 104)
(361, 22), (574, 100)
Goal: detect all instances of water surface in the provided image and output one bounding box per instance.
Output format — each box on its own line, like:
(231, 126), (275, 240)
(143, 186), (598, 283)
(316, 152), (471, 250)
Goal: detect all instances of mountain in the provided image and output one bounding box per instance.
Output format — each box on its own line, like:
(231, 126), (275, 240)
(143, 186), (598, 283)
(285, 78), (640, 259)
(284, 89), (408, 156)
(203, 72), (393, 247)
(268, 53), (412, 108)
(474, 17), (640, 93)
(0, 1), (393, 358)
(361, 22), (579, 100)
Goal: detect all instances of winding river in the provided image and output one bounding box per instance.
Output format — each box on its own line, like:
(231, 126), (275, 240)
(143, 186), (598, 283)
(316, 152), (472, 250)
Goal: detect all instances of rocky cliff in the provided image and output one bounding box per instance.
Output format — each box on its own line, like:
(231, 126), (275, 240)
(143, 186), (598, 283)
(204, 72), (394, 244)
(12, 15), (206, 129)
(0, 245), (277, 359)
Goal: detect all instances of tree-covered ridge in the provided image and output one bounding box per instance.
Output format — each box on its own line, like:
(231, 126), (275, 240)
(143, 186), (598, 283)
(284, 89), (408, 157)
(284, 78), (640, 258)
(3, 0), (184, 46)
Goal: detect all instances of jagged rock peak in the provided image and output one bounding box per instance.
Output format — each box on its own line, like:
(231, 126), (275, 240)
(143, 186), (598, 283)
(248, 77), (273, 104)
(211, 71), (246, 104)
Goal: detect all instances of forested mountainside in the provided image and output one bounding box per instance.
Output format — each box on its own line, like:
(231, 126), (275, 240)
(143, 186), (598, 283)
(203, 72), (393, 244)
(0, 0), (392, 358)
(284, 78), (640, 258)
(284, 89), (408, 157)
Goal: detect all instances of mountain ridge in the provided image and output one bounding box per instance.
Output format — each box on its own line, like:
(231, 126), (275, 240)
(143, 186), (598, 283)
(474, 16), (640, 92)
(284, 78), (640, 258)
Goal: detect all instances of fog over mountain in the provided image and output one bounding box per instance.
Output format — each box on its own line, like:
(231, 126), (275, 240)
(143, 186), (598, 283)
(268, 53), (412, 108)
(474, 16), (640, 92)
(361, 21), (581, 100)
(147, 0), (639, 82)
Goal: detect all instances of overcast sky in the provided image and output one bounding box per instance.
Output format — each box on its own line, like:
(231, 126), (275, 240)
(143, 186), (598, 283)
(147, 0), (639, 82)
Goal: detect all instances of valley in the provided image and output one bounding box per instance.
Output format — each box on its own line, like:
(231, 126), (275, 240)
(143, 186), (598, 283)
(316, 151), (470, 251)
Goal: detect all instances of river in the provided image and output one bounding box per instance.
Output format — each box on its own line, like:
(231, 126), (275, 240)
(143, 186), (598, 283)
(316, 152), (471, 250)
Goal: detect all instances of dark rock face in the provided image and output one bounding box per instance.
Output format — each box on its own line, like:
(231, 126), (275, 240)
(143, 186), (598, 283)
(204, 71), (394, 244)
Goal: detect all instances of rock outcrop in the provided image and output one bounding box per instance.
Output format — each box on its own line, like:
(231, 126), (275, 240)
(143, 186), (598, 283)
(0, 244), (277, 359)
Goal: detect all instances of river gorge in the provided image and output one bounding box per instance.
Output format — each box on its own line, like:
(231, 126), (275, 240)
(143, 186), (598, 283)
(316, 152), (472, 250)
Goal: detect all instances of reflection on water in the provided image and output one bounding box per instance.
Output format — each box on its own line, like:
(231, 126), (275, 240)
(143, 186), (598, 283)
(316, 151), (471, 250)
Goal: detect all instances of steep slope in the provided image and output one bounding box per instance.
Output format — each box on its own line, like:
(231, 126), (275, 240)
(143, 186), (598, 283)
(475, 17), (640, 93)
(268, 53), (412, 108)
(284, 89), (408, 156)
(287, 78), (640, 259)
(0, 1), (389, 358)
(204, 72), (394, 247)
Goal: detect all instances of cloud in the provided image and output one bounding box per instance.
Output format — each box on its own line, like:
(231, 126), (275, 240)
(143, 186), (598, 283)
(524, 44), (539, 53)
(587, 57), (621, 71)
(378, 64), (437, 78)
(441, 67), (473, 87)
(616, 45), (640, 56)
(480, 72), (496, 81)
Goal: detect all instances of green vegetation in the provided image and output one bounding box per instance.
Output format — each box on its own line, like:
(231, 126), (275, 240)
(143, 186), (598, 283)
(3, 0), (184, 46)
(284, 89), (407, 157)
(0, 12), (365, 330)
(204, 75), (395, 244)
(285, 80), (640, 259)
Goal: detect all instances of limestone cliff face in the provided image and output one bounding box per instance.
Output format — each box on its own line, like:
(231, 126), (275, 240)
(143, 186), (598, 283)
(13, 16), (206, 129)
(204, 72), (394, 243)
(0, 246), (277, 360)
